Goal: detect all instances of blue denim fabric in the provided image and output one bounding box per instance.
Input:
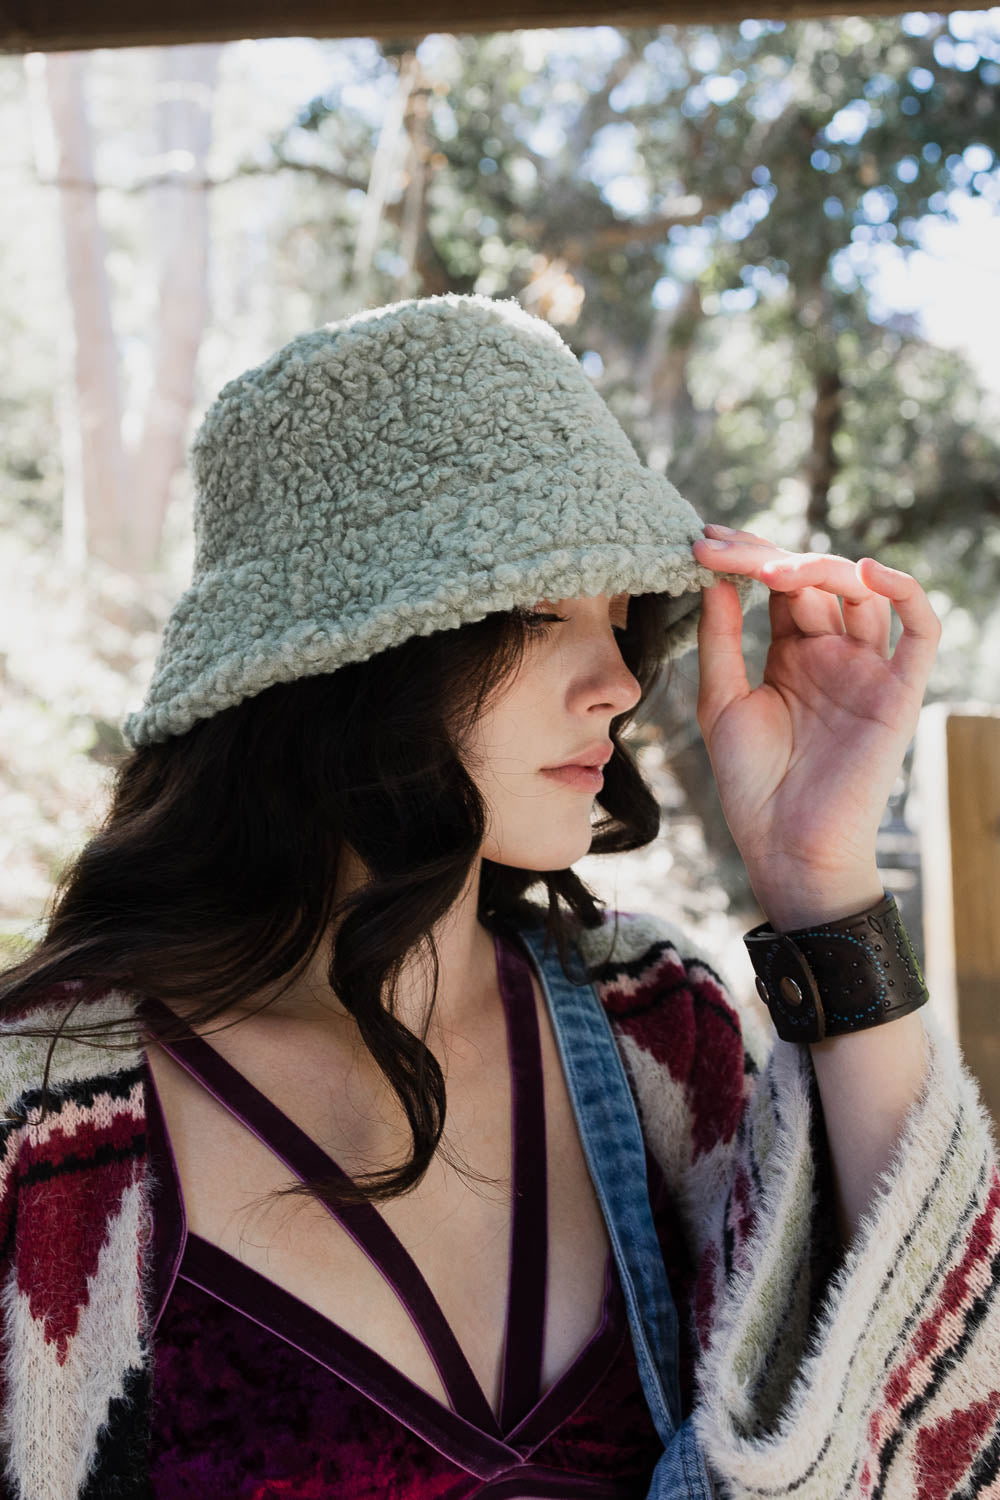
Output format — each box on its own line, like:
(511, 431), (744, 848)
(515, 913), (716, 1499)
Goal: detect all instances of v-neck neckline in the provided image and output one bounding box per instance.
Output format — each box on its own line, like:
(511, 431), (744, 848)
(139, 926), (626, 1458)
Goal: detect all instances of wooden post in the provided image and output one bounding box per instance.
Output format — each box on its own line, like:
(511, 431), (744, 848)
(914, 703), (1000, 1132)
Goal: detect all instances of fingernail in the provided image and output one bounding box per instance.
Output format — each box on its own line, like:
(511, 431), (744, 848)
(701, 538), (730, 550)
(706, 523), (737, 534)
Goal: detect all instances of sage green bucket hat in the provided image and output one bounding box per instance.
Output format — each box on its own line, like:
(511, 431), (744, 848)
(121, 291), (755, 749)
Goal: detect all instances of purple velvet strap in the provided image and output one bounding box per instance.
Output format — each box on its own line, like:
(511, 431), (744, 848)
(140, 926), (549, 1437)
(494, 931), (548, 1432)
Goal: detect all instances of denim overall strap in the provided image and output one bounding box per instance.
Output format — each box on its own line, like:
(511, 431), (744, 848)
(513, 914), (716, 1499)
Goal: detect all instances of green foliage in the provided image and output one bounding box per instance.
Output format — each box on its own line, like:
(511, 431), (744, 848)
(255, 17), (1000, 641)
(2, 16), (999, 931)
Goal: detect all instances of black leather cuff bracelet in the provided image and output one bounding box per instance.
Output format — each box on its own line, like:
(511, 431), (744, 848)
(743, 890), (931, 1043)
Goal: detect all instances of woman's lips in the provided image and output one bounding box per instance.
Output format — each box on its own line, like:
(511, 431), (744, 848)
(540, 764), (604, 792)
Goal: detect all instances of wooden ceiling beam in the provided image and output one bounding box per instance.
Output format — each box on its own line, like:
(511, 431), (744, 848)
(0, 0), (962, 54)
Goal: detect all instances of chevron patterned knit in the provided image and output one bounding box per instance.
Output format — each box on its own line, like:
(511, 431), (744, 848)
(2, 906), (999, 1499)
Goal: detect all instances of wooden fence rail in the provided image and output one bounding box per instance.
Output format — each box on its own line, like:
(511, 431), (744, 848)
(915, 703), (1000, 1137)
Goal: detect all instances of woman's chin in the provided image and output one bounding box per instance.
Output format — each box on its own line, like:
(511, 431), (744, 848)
(486, 825), (596, 872)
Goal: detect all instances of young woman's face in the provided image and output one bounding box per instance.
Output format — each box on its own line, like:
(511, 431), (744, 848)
(465, 592), (641, 872)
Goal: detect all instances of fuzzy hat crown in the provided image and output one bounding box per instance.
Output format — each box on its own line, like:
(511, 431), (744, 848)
(121, 291), (752, 748)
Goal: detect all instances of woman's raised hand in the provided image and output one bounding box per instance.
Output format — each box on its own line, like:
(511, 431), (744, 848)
(689, 522), (941, 928)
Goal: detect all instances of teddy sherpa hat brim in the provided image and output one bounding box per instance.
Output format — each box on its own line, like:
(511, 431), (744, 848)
(121, 292), (759, 748)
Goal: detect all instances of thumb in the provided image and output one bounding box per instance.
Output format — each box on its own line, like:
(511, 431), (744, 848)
(696, 580), (751, 739)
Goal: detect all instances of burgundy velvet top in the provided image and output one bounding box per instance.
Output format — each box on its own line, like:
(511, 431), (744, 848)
(140, 928), (692, 1498)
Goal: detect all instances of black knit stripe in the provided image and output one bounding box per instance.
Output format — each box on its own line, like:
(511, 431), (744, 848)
(745, 1128), (765, 1214)
(722, 1192), (735, 1282)
(3, 1061), (145, 1127)
(680, 951), (763, 1080)
(725, 1068), (783, 1287)
(714, 1068), (766, 1290)
(589, 936), (675, 980)
(681, 957), (749, 1046)
(873, 1237), (1000, 1500)
(957, 1408), (1000, 1498)
(590, 935), (707, 985)
(77, 1361), (153, 1500)
(900, 1239), (1000, 1417)
(733, 1068), (764, 1204)
(20, 1132), (148, 1190)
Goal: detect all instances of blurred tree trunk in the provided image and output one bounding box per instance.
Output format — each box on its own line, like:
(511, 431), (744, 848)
(43, 50), (130, 572)
(797, 277), (843, 551)
(351, 47), (421, 305)
(396, 59), (433, 299)
(806, 363), (843, 536)
(636, 279), (707, 469)
(356, 45), (447, 300)
(129, 44), (222, 568)
(42, 44), (221, 575)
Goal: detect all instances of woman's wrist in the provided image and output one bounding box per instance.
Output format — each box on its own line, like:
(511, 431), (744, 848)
(750, 869), (885, 934)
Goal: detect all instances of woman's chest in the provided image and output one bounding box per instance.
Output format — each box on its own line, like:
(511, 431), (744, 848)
(144, 970), (612, 1424)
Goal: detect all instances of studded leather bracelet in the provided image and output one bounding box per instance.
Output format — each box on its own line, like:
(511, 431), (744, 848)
(743, 890), (930, 1044)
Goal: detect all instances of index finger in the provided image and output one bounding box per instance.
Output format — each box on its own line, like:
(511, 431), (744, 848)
(855, 558), (941, 683)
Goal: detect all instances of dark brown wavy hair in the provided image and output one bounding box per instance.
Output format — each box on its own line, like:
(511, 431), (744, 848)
(0, 593), (676, 1213)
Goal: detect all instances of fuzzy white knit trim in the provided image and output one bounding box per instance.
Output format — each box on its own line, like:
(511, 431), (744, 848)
(690, 1005), (1000, 1499)
(0, 989), (144, 1115)
(1, 1178), (147, 1500)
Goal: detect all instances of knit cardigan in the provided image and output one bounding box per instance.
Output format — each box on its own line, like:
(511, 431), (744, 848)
(1, 906), (999, 1500)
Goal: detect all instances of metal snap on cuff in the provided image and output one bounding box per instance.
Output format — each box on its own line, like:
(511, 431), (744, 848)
(779, 976), (803, 1007)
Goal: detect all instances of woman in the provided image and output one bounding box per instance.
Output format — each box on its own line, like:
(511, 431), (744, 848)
(1, 292), (997, 1500)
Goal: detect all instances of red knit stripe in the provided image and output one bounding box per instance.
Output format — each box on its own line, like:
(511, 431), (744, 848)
(599, 948), (695, 1071)
(602, 950), (746, 1157)
(913, 1392), (1000, 1500)
(19, 1155), (140, 1362)
(18, 1087), (144, 1179)
(14, 1082), (146, 1364)
(684, 968), (747, 1160)
(934, 1168), (1000, 1319)
(882, 1168), (1000, 1417)
(861, 1169), (1000, 1497)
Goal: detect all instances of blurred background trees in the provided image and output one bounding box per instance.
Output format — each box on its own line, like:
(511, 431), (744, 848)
(2, 14), (998, 987)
